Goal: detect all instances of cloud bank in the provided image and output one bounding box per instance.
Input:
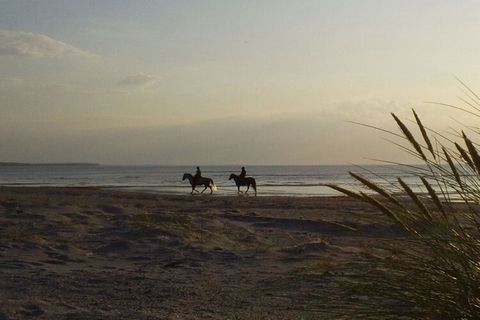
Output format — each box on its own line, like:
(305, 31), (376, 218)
(0, 113), (411, 165)
(118, 73), (158, 87)
(0, 30), (94, 58)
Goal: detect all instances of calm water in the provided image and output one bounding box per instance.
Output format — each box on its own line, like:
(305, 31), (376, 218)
(0, 165), (420, 197)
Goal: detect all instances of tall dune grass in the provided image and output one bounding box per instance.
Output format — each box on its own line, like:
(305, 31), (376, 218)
(330, 84), (480, 318)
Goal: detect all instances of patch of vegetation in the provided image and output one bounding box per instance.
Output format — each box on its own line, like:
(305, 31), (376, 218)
(128, 212), (270, 252)
(0, 224), (45, 243)
(330, 84), (480, 319)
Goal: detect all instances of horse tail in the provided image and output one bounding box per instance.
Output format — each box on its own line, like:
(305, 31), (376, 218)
(252, 179), (257, 194)
(210, 180), (218, 192)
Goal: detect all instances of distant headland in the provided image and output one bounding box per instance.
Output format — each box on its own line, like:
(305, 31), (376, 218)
(0, 162), (100, 167)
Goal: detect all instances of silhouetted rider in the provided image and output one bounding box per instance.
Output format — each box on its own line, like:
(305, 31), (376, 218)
(239, 166), (246, 179)
(193, 166), (202, 184)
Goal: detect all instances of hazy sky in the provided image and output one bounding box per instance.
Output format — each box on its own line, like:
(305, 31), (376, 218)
(1, 0), (479, 165)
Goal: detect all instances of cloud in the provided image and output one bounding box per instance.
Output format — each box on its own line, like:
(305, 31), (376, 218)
(52, 114), (404, 165)
(0, 29), (94, 58)
(0, 107), (465, 165)
(118, 73), (158, 87)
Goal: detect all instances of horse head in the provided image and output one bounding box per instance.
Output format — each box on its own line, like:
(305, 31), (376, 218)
(229, 173), (236, 180)
(182, 173), (190, 181)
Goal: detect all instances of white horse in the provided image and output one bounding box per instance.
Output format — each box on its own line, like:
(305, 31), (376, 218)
(182, 173), (217, 194)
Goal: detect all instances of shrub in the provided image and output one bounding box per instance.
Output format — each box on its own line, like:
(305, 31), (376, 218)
(330, 85), (480, 319)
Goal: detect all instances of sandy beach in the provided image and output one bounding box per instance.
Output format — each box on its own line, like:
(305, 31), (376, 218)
(0, 187), (401, 319)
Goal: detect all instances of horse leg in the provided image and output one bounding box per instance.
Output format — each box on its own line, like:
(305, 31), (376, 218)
(245, 185), (250, 193)
(209, 186), (213, 194)
(201, 185), (208, 193)
(237, 185), (242, 194)
(192, 185), (200, 194)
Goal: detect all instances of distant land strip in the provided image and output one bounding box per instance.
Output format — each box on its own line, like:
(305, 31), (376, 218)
(0, 162), (100, 166)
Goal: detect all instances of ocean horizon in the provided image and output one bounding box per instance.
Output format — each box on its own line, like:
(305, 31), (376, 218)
(0, 164), (421, 197)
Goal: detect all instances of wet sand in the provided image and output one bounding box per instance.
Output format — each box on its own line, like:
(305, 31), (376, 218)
(0, 187), (398, 319)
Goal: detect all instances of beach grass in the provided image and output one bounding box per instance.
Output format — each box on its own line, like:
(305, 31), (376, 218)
(330, 89), (480, 318)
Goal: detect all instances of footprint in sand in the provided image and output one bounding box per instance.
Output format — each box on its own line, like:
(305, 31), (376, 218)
(0, 311), (8, 320)
(41, 259), (66, 265)
(96, 241), (130, 254)
(20, 304), (44, 317)
(98, 205), (124, 214)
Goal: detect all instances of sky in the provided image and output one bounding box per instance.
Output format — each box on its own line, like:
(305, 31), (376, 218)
(1, 0), (480, 165)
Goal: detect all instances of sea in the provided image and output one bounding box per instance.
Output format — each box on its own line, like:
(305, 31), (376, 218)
(0, 164), (421, 197)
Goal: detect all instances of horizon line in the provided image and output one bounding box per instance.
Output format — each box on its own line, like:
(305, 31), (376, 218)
(0, 161), (423, 167)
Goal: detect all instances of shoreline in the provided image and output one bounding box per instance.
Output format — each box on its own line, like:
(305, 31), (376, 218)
(0, 185), (346, 198)
(0, 164), (395, 198)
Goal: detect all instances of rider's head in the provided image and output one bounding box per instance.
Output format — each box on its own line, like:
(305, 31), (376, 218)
(242, 166), (245, 170)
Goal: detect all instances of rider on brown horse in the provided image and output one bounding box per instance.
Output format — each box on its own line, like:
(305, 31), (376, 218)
(239, 166), (246, 179)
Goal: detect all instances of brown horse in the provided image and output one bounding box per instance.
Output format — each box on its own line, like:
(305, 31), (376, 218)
(229, 173), (257, 195)
(182, 173), (217, 194)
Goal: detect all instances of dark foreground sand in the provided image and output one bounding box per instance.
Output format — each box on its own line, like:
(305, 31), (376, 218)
(0, 187), (400, 319)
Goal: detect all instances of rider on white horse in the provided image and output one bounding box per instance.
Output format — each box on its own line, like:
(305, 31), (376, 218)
(194, 166), (202, 184)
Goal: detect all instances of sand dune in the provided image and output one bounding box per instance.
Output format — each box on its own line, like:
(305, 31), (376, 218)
(0, 187), (397, 319)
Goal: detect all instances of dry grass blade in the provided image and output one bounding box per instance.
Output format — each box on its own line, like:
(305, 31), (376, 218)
(420, 176), (446, 219)
(455, 142), (475, 171)
(346, 121), (404, 139)
(443, 147), (464, 190)
(455, 76), (480, 109)
(397, 177), (432, 222)
(349, 171), (403, 207)
(392, 113), (427, 161)
(339, 98), (480, 319)
(425, 101), (480, 118)
(413, 109), (435, 159)
(327, 184), (364, 201)
(458, 95), (480, 114)
(359, 192), (413, 234)
(462, 131), (480, 174)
